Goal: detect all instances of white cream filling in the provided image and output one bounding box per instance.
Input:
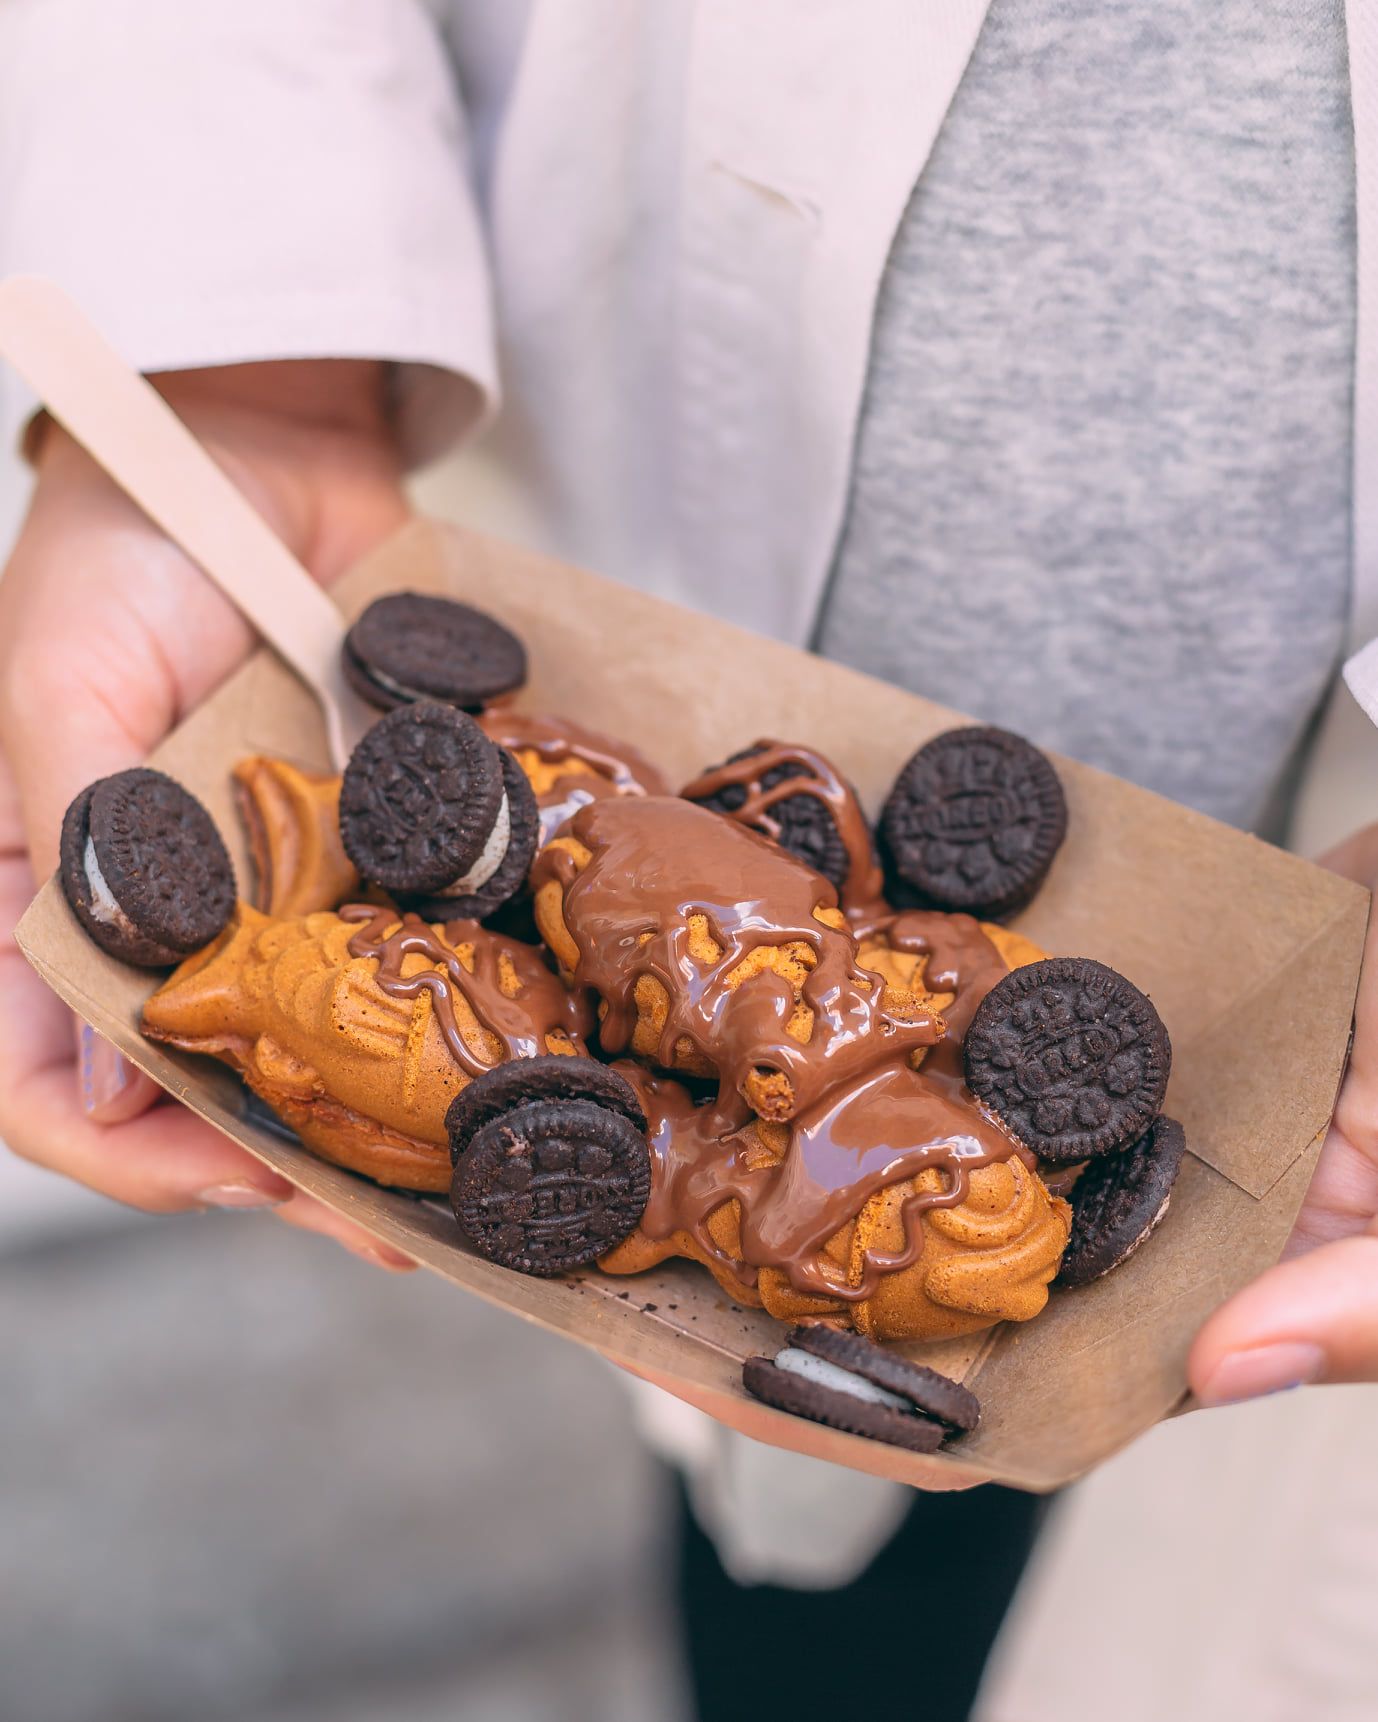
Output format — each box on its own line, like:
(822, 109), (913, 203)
(83, 836), (136, 934)
(1107, 1191), (1174, 1274)
(437, 792), (511, 897)
(367, 666), (432, 703)
(773, 1347), (911, 1412)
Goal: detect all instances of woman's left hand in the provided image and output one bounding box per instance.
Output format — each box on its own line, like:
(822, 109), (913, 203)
(1189, 823), (1378, 1404)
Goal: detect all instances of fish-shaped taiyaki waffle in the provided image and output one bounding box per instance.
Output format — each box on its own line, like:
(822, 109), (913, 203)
(530, 795), (1071, 1339)
(531, 796), (947, 1122)
(143, 904), (593, 1192)
(600, 1096), (1070, 1343)
(595, 933), (1072, 1342)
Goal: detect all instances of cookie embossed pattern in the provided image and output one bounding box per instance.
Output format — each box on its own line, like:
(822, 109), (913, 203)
(17, 520), (1368, 1493)
(881, 726), (1068, 919)
(964, 958), (1172, 1166)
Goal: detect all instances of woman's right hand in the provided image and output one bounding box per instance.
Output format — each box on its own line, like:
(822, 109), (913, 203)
(0, 359), (420, 1268)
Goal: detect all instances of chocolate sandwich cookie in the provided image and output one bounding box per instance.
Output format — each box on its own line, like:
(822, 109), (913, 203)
(880, 726), (1067, 919)
(450, 1063), (652, 1275)
(1056, 1115), (1187, 1286)
(445, 1054), (646, 1165)
(59, 768), (235, 967)
(344, 591), (527, 712)
(742, 1326), (979, 1453)
(684, 744), (853, 892)
(965, 956), (1171, 1165)
(786, 1324), (981, 1434)
(408, 746), (540, 922)
(340, 701), (511, 898)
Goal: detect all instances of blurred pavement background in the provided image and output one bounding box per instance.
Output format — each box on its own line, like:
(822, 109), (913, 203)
(0, 1207), (689, 1722)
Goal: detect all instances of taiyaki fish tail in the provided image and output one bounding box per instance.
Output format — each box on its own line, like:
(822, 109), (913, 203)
(232, 755), (358, 918)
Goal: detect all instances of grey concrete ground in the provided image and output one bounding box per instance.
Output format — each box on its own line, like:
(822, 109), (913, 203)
(0, 1208), (691, 1722)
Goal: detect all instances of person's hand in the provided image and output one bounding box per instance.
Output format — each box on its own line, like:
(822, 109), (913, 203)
(1189, 822), (1378, 1403)
(0, 359), (418, 1269)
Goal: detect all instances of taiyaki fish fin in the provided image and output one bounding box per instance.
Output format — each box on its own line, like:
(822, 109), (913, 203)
(248, 1033), (320, 1100)
(329, 960), (426, 1062)
(401, 987), (434, 1106)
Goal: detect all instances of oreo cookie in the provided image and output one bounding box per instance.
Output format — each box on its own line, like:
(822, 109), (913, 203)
(1056, 1115), (1187, 1287)
(787, 1324), (980, 1433)
(344, 592), (527, 712)
(451, 1093), (651, 1275)
(59, 769), (235, 967)
(408, 746), (540, 922)
(965, 956), (1171, 1165)
(446, 1054), (646, 1166)
(880, 726), (1067, 919)
(742, 1326), (979, 1453)
(339, 701), (508, 897)
(685, 744), (852, 891)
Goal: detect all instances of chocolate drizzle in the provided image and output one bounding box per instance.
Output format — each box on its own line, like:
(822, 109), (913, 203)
(532, 798), (939, 1118)
(680, 740), (885, 916)
(342, 904), (593, 1077)
(863, 908), (1012, 1078)
(479, 710), (669, 845)
(623, 1058), (1028, 1303)
(533, 797), (1030, 1300)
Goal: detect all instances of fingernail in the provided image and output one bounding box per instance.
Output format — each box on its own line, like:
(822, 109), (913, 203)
(78, 1024), (136, 1118)
(352, 1240), (418, 1273)
(1197, 1341), (1325, 1407)
(196, 1181), (293, 1210)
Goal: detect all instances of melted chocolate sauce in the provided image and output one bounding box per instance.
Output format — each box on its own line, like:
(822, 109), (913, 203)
(865, 907), (1012, 1082)
(680, 740), (885, 915)
(533, 797), (1027, 1299)
(531, 797), (939, 1118)
(479, 710), (670, 844)
(342, 904), (593, 1077)
(623, 1059), (1028, 1302)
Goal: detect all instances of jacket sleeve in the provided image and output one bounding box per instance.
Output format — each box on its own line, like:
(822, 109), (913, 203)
(0, 0), (499, 465)
(625, 1376), (912, 1588)
(1344, 641), (1378, 728)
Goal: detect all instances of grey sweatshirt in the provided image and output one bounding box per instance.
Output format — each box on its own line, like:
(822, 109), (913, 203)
(817, 0), (1356, 837)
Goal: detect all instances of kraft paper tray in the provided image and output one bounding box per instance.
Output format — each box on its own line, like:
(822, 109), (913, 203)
(16, 520), (1369, 1492)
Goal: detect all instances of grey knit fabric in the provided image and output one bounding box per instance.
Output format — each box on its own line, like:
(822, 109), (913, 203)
(817, 0), (1356, 835)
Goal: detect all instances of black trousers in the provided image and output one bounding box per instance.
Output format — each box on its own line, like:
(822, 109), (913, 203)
(674, 1478), (1048, 1722)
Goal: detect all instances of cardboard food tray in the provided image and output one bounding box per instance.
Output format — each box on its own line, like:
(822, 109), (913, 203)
(16, 520), (1369, 1492)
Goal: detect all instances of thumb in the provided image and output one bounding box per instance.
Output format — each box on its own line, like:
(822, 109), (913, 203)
(1189, 1230), (1378, 1404)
